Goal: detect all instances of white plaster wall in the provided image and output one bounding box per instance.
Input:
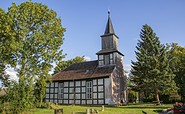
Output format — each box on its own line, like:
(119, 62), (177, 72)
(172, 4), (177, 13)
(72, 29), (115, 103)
(104, 77), (113, 105)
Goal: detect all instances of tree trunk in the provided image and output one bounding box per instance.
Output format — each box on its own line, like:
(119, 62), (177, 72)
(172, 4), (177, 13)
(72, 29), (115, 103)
(155, 90), (160, 105)
(39, 95), (43, 107)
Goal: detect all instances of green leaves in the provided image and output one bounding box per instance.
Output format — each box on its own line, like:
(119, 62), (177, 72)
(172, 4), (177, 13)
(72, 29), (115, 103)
(169, 44), (185, 101)
(3, 1), (65, 76)
(53, 56), (85, 74)
(0, 1), (65, 113)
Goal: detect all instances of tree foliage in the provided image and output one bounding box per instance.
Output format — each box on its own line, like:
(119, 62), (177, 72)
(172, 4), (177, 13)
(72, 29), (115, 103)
(7, 79), (35, 113)
(0, 8), (16, 84)
(53, 56), (85, 74)
(0, 1), (65, 113)
(168, 43), (185, 101)
(131, 24), (177, 103)
(34, 74), (49, 108)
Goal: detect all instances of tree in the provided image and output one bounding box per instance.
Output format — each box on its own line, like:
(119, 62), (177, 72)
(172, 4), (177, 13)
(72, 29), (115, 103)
(0, 8), (5, 81)
(53, 56), (85, 74)
(34, 74), (49, 108)
(127, 75), (138, 103)
(131, 24), (177, 104)
(0, 1), (65, 113)
(0, 7), (16, 85)
(168, 43), (185, 101)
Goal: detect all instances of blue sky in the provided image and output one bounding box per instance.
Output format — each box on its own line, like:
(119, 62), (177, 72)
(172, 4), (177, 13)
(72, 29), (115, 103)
(0, 0), (185, 73)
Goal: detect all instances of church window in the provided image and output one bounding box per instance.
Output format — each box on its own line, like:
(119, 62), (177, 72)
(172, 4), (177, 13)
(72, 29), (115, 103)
(64, 82), (68, 87)
(64, 94), (68, 99)
(86, 81), (92, 99)
(75, 81), (80, 86)
(69, 81), (74, 87)
(58, 83), (64, 99)
(98, 79), (103, 85)
(51, 83), (54, 87)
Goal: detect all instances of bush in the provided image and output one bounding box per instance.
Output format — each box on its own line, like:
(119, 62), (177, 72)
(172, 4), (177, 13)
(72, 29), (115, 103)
(36, 102), (51, 109)
(0, 102), (12, 114)
(128, 89), (137, 103)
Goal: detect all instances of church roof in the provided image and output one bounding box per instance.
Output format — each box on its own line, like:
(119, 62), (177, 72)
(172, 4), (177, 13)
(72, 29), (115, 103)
(104, 11), (115, 35)
(52, 60), (115, 81)
(96, 49), (124, 56)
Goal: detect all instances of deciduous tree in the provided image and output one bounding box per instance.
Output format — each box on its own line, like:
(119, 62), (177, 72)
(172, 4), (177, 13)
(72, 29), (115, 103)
(0, 1), (65, 112)
(168, 43), (185, 101)
(53, 56), (85, 74)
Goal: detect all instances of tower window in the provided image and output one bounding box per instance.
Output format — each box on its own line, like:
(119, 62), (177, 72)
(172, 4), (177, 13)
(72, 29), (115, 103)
(98, 53), (114, 66)
(99, 55), (103, 60)
(98, 55), (104, 66)
(110, 53), (113, 64)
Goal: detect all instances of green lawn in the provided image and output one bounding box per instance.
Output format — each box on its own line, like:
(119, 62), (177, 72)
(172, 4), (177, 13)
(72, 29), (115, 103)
(32, 103), (172, 114)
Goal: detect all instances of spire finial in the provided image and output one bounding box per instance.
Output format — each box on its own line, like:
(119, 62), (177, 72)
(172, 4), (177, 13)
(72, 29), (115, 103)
(108, 9), (110, 16)
(104, 9), (115, 34)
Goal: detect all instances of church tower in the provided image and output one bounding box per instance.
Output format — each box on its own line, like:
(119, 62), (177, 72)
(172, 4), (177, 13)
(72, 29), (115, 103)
(96, 11), (127, 103)
(96, 11), (124, 67)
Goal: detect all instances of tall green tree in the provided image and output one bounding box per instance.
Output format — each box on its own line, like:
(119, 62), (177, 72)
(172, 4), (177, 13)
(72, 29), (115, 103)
(131, 24), (176, 104)
(0, 1), (65, 113)
(53, 56), (85, 74)
(168, 43), (185, 101)
(0, 8), (5, 79)
(0, 7), (16, 85)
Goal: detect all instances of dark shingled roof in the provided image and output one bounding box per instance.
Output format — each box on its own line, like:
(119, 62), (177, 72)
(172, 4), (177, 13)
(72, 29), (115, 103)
(104, 13), (115, 35)
(96, 49), (124, 56)
(52, 60), (115, 81)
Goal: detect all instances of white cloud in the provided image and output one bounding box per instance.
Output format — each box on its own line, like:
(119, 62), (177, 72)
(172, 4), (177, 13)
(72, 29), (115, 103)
(84, 56), (91, 61)
(124, 64), (131, 72)
(5, 67), (18, 81)
(49, 62), (57, 75)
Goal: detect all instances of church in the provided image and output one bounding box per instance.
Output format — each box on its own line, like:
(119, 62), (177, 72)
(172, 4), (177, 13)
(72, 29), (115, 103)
(45, 12), (128, 105)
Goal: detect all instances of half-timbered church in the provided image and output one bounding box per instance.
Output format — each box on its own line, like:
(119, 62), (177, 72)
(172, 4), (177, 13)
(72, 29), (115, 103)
(46, 12), (127, 105)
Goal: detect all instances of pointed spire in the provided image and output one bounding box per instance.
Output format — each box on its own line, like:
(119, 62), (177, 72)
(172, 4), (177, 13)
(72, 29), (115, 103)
(104, 10), (115, 34)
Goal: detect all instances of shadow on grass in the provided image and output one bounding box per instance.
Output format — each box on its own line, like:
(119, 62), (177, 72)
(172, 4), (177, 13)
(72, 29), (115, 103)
(74, 105), (168, 109)
(75, 112), (86, 114)
(153, 109), (163, 114)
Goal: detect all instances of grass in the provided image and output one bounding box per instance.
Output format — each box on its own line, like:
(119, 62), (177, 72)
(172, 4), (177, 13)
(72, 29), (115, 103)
(31, 103), (173, 114)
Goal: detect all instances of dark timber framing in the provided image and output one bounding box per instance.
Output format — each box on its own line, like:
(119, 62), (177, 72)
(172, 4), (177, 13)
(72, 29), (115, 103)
(46, 77), (108, 105)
